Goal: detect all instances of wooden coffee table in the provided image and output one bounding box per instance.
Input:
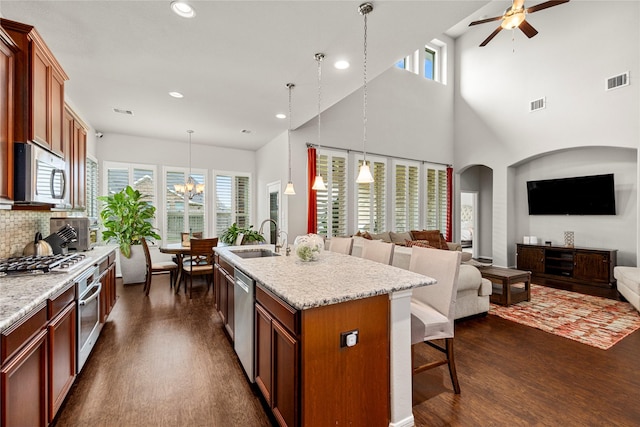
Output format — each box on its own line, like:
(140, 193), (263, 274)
(479, 266), (531, 306)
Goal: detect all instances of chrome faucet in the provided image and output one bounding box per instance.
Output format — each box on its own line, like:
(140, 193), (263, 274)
(278, 230), (290, 256)
(258, 219), (279, 250)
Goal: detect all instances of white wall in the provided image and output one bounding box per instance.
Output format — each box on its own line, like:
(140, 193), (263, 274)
(455, 1), (640, 266)
(97, 132), (256, 241)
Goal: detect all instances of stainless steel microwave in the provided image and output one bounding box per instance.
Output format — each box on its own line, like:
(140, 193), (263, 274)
(14, 142), (67, 206)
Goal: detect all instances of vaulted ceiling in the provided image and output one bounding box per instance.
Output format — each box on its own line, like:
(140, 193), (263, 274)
(1, 1), (497, 150)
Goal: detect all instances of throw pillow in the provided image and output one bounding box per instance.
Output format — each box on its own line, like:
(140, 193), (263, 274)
(390, 231), (412, 245)
(410, 230), (448, 250)
(405, 239), (437, 249)
(368, 231), (391, 243)
(361, 231), (373, 240)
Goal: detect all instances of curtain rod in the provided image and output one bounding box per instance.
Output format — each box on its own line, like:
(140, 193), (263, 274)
(305, 143), (451, 168)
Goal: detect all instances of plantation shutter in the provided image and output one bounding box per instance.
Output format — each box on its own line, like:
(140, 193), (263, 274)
(316, 152), (347, 237)
(395, 164), (407, 231)
(107, 168), (128, 195)
(235, 175), (250, 229)
(425, 166), (448, 236)
(357, 158), (386, 233)
(86, 158), (98, 218)
(166, 171), (186, 242)
(394, 162), (419, 232)
(215, 175), (232, 237)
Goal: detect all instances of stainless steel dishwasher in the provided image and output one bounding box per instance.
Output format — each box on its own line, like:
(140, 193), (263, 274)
(233, 268), (255, 382)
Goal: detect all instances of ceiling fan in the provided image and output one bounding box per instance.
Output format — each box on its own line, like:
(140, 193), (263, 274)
(469, 0), (570, 47)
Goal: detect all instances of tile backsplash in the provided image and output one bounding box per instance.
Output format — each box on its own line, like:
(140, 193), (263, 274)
(0, 210), (55, 257)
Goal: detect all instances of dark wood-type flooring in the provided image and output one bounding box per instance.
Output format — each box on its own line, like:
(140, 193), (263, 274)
(54, 274), (640, 427)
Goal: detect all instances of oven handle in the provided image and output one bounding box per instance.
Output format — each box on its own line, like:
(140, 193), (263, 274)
(79, 281), (102, 306)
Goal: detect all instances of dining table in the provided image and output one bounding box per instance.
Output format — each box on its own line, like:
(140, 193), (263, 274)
(158, 242), (192, 294)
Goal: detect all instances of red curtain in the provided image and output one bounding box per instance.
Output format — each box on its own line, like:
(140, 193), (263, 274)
(446, 166), (453, 242)
(307, 147), (317, 234)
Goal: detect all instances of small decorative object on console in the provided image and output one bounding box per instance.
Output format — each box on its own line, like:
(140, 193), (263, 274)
(293, 234), (324, 262)
(564, 231), (574, 248)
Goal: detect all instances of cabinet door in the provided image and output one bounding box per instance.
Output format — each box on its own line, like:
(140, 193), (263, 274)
(73, 123), (86, 210)
(62, 108), (74, 206)
(255, 303), (273, 405)
(219, 271), (228, 324)
(49, 68), (64, 156)
(226, 273), (234, 340)
(272, 320), (298, 427)
(31, 45), (50, 148)
(48, 302), (76, 423)
(1, 329), (48, 427)
(0, 33), (14, 201)
(516, 246), (545, 273)
(214, 264), (222, 311)
(574, 252), (610, 283)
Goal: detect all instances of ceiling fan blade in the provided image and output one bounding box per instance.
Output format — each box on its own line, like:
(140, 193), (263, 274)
(479, 26), (503, 47)
(469, 15), (503, 26)
(519, 19), (539, 38)
(526, 0), (570, 14)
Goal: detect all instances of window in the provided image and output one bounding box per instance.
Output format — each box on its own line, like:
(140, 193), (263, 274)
(86, 157), (98, 218)
(394, 58), (406, 70)
(425, 166), (448, 235)
(103, 161), (158, 226)
(394, 161), (420, 232)
(356, 157), (386, 233)
(424, 47), (435, 80)
(214, 172), (251, 238)
(164, 168), (206, 243)
(316, 151), (348, 237)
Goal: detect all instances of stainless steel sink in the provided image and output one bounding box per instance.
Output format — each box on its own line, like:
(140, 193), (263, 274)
(230, 249), (280, 259)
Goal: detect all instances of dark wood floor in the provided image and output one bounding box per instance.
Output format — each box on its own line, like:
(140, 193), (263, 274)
(54, 274), (640, 427)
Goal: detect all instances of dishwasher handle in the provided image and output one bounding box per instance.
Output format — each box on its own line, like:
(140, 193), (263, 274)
(236, 278), (250, 294)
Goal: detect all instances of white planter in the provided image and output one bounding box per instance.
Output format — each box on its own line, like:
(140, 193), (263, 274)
(119, 245), (146, 284)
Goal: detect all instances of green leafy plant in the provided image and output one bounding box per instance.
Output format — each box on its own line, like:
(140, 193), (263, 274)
(98, 185), (161, 258)
(220, 223), (265, 245)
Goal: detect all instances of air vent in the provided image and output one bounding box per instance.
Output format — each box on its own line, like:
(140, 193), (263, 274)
(606, 72), (629, 91)
(113, 108), (134, 115)
(529, 97), (546, 112)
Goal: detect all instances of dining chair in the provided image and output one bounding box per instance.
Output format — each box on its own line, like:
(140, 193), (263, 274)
(360, 239), (395, 265)
(409, 246), (462, 394)
(141, 238), (179, 295)
(181, 237), (218, 298)
(328, 237), (354, 255)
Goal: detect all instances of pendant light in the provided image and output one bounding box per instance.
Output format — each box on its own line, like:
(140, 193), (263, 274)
(312, 53), (327, 191)
(356, 2), (374, 184)
(174, 130), (204, 199)
(284, 83), (296, 195)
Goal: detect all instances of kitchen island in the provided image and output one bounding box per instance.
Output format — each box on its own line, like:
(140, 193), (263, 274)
(215, 245), (435, 427)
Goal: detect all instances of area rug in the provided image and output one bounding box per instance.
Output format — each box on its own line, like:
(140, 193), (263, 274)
(489, 285), (640, 350)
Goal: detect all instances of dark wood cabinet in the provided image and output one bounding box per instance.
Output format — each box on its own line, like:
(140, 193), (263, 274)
(1, 18), (68, 154)
(99, 250), (117, 323)
(47, 301), (76, 423)
(214, 254), (235, 341)
(516, 245), (545, 274)
(516, 244), (617, 288)
(63, 105), (87, 211)
(0, 304), (48, 427)
(0, 28), (16, 202)
(255, 285), (299, 427)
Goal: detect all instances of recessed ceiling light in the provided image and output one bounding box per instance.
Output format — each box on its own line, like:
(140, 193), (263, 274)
(334, 60), (350, 70)
(171, 1), (195, 18)
(169, 91), (184, 98)
(276, 113), (286, 119)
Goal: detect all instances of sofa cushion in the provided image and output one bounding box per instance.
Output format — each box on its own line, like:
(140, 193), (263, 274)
(456, 264), (483, 292)
(411, 230), (448, 250)
(614, 267), (640, 293)
(368, 231), (391, 242)
(405, 239), (438, 249)
(390, 231), (412, 245)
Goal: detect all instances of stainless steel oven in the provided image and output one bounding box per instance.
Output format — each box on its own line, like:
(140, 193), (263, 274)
(75, 265), (102, 373)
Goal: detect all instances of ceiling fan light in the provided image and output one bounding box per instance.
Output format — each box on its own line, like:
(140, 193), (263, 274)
(501, 12), (525, 30)
(356, 162), (374, 184)
(312, 175), (326, 191)
(284, 182), (296, 195)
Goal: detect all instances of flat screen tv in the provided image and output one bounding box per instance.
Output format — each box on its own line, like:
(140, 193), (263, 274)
(526, 174), (616, 215)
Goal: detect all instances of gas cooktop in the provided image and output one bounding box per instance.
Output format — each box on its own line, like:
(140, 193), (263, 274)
(0, 253), (93, 277)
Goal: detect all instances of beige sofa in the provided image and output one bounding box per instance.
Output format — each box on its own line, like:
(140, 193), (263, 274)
(350, 237), (492, 319)
(614, 266), (640, 312)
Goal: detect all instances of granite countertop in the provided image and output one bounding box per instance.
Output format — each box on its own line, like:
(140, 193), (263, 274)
(215, 245), (435, 310)
(0, 245), (117, 333)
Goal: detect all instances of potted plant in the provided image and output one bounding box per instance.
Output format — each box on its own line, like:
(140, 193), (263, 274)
(98, 185), (161, 284)
(220, 223), (265, 245)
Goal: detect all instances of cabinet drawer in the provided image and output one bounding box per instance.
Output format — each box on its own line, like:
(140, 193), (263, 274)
(48, 282), (75, 319)
(1, 303), (47, 365)
(256, 284), (299, 336)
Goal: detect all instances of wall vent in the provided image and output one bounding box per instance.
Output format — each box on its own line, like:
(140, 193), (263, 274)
(529, 97), (546, 112)
(113, 108), (134, 115)
(606, 72), (629, 91)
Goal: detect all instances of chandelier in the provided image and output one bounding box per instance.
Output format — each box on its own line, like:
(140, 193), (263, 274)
(174, 130), (204, 199)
